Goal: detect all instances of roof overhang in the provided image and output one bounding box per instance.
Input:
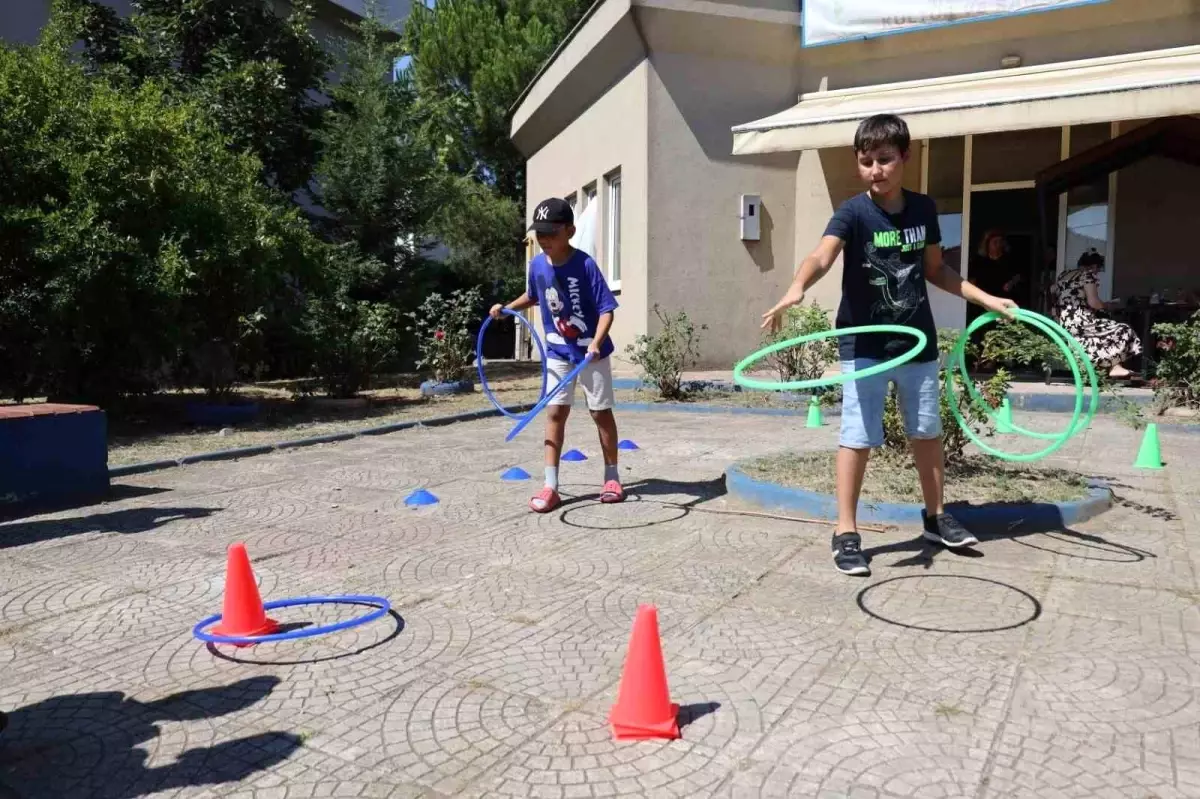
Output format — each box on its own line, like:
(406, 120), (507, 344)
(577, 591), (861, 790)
(732, 44), (1200, 155)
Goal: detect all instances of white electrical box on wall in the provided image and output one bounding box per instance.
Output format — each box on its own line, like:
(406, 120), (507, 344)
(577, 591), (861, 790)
(740, 194), (761, 241)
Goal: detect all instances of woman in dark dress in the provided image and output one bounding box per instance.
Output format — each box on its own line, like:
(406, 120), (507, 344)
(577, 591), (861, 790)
(1052, 249), (1141, 378)
(971, 230), (1025, 302)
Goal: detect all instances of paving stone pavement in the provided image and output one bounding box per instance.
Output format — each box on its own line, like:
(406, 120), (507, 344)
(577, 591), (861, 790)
(1, 411), (1198, 798)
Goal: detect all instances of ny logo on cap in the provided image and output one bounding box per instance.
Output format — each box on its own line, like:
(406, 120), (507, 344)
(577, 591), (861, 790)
(535, 204), (550, 221)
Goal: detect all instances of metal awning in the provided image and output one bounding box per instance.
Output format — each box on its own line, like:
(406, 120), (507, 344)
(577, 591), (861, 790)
(732, 45), (1200, 155)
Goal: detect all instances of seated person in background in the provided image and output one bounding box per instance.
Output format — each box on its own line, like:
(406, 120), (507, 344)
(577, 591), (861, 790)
(1051, 249), (1142, 379)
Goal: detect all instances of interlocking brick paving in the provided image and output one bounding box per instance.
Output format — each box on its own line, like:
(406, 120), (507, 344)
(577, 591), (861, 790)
(1, 411), (1197, 798)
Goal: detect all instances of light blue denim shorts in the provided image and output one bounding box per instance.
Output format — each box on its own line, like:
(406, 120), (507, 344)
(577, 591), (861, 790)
(839, 358), (942, 449)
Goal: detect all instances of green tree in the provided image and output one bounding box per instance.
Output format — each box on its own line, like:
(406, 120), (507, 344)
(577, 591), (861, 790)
(403, 0), (590, 298)
(314, 9), (445, 273)
(403, 0), (588, 199)
(71, 0), (330, 195)
(0, 12), (322, 402)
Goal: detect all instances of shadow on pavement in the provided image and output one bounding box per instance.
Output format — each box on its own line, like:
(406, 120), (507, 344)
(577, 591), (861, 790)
(0, 676), (299, 798)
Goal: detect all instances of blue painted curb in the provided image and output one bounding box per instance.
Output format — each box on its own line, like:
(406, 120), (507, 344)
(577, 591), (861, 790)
(725, 463), (1114, 534)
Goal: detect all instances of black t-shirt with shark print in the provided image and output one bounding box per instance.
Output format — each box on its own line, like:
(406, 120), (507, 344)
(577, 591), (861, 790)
(824, 189), (941, 364)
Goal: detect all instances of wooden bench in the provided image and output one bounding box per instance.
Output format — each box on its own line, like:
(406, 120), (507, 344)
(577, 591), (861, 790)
(0, 404), (108, 508)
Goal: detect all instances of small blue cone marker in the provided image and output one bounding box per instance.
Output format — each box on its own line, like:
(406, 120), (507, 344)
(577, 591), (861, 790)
(404, 489), (439, 507)
(562, 449), (588, 462)
(501, 466), (532, 481)
(618, 440), (640, 451)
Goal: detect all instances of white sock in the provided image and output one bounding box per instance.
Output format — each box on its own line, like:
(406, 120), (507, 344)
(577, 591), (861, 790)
(544, 466), (559, 490)
(604, 463), (620, 483)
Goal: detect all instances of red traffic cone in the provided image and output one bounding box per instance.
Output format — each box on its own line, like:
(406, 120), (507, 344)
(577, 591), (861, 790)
(212, 543), (278, 644)
(609, 605), (680, 741)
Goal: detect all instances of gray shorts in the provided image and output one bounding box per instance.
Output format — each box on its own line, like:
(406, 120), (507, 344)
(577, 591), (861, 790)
(547, 356), (615, 411)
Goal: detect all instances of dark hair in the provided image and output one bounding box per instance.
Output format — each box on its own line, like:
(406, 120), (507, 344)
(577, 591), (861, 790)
(1077, 248), (1105, 269)
(854, 114), (911, 155)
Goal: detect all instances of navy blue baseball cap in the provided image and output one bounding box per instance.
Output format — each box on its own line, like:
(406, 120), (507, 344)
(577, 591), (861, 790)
(529, 197), (574, 234)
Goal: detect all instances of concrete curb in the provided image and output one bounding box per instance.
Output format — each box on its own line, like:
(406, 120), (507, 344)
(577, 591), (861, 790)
(108, 403), (536, 478)
(725, 462), (1114, 533)
(107, 396), (1195, 480)
(613, 402), (835, 418)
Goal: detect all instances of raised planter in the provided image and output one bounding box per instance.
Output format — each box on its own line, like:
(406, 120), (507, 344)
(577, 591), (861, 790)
(1, 404), (109, 507)
(725, 459), (1113, 534)
(420, 379), (474, 398)
(186, 401), (260, 426)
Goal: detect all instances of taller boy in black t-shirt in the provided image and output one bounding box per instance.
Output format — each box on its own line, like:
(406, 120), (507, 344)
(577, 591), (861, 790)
(762, 114), (1017, 576)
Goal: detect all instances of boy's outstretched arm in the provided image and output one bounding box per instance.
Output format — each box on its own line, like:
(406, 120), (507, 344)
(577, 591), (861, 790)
(923, 245), (1017, 317)
(762, 235), (844, 331)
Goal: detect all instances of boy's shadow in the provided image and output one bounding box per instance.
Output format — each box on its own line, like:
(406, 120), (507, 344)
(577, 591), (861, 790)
(864, 525), (1153, 570)
(0, 676), (300, 798)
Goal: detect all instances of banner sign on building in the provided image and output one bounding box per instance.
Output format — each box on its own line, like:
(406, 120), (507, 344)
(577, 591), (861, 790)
(802, 0), (1107, 48)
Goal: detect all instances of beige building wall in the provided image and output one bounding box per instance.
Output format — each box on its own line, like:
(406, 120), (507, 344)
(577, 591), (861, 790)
(524, 60), (650, 358)
(644, 51), (801, 367)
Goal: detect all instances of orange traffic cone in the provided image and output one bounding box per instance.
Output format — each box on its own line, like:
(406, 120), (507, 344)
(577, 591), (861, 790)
(212, 542), (278, 644)
(609, 605), (680, 741)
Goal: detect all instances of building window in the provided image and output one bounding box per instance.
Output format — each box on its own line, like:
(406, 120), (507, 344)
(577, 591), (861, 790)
(565, 193), (577, 211)
(606, 173), (622, 286)
(584, 183), (597, 208)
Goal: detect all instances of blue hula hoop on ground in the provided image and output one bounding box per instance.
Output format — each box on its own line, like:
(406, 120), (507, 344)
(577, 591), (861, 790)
(477, 309), (549, 419)
(192, 594), (391, 646)
(505, 354), (595, 442)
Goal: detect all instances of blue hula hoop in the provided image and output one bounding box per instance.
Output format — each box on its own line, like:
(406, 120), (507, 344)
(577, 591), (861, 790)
(193, 594), (391, 646)
(477, 309), (549, 419)
(505, 354), (595, 442)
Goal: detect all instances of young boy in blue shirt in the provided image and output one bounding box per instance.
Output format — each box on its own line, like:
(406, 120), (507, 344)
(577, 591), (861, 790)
(491, 198), (625, 513)
(762, 114), (1016, 576)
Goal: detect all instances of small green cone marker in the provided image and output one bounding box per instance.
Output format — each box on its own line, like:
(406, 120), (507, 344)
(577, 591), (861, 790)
(806, 396), (823, 428)
(1134, 423), (1164, 469)
(996, 397), (1014, 434)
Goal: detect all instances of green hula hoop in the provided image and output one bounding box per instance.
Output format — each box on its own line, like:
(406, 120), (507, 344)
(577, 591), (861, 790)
(956, 309), (1098, 441)
(733, 325), (928, 392)
(947, 309), (1090, 463)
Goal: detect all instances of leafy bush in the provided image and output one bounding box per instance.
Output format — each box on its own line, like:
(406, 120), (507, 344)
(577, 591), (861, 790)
(625, 306), (707, 400)
(407, 287), (483, 384)
(765, 303), (837, 385)
(304, 247), (403, 398)
(978, 320), (1067, 377)
(882, 330), (1012, 465)
(0, 23), (321, 402)
(1151, 310), (1200, 410)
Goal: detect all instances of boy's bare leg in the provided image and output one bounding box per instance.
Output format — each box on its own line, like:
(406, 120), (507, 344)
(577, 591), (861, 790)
(591, 409), (619, 468)
(836, 445), (871, 533)
(530, 406), (570, 512)
(544, 406), (569, 468)
(909, 436), (945, 517)
(592, 408), (625, 501)
(910, 435), (978, 547)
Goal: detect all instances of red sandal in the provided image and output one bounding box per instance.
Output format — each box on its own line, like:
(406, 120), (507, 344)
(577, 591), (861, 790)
(529, 487), (561, 513)
(600, 480), (626, 504)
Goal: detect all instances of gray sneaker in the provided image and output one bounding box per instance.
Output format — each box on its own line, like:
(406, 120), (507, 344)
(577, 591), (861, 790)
(831, 532), (870, 576)
(922, 512), (979, 548)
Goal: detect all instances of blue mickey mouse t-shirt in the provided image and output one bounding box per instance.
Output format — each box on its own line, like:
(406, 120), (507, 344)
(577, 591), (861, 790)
(527, 249), (618, 363)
